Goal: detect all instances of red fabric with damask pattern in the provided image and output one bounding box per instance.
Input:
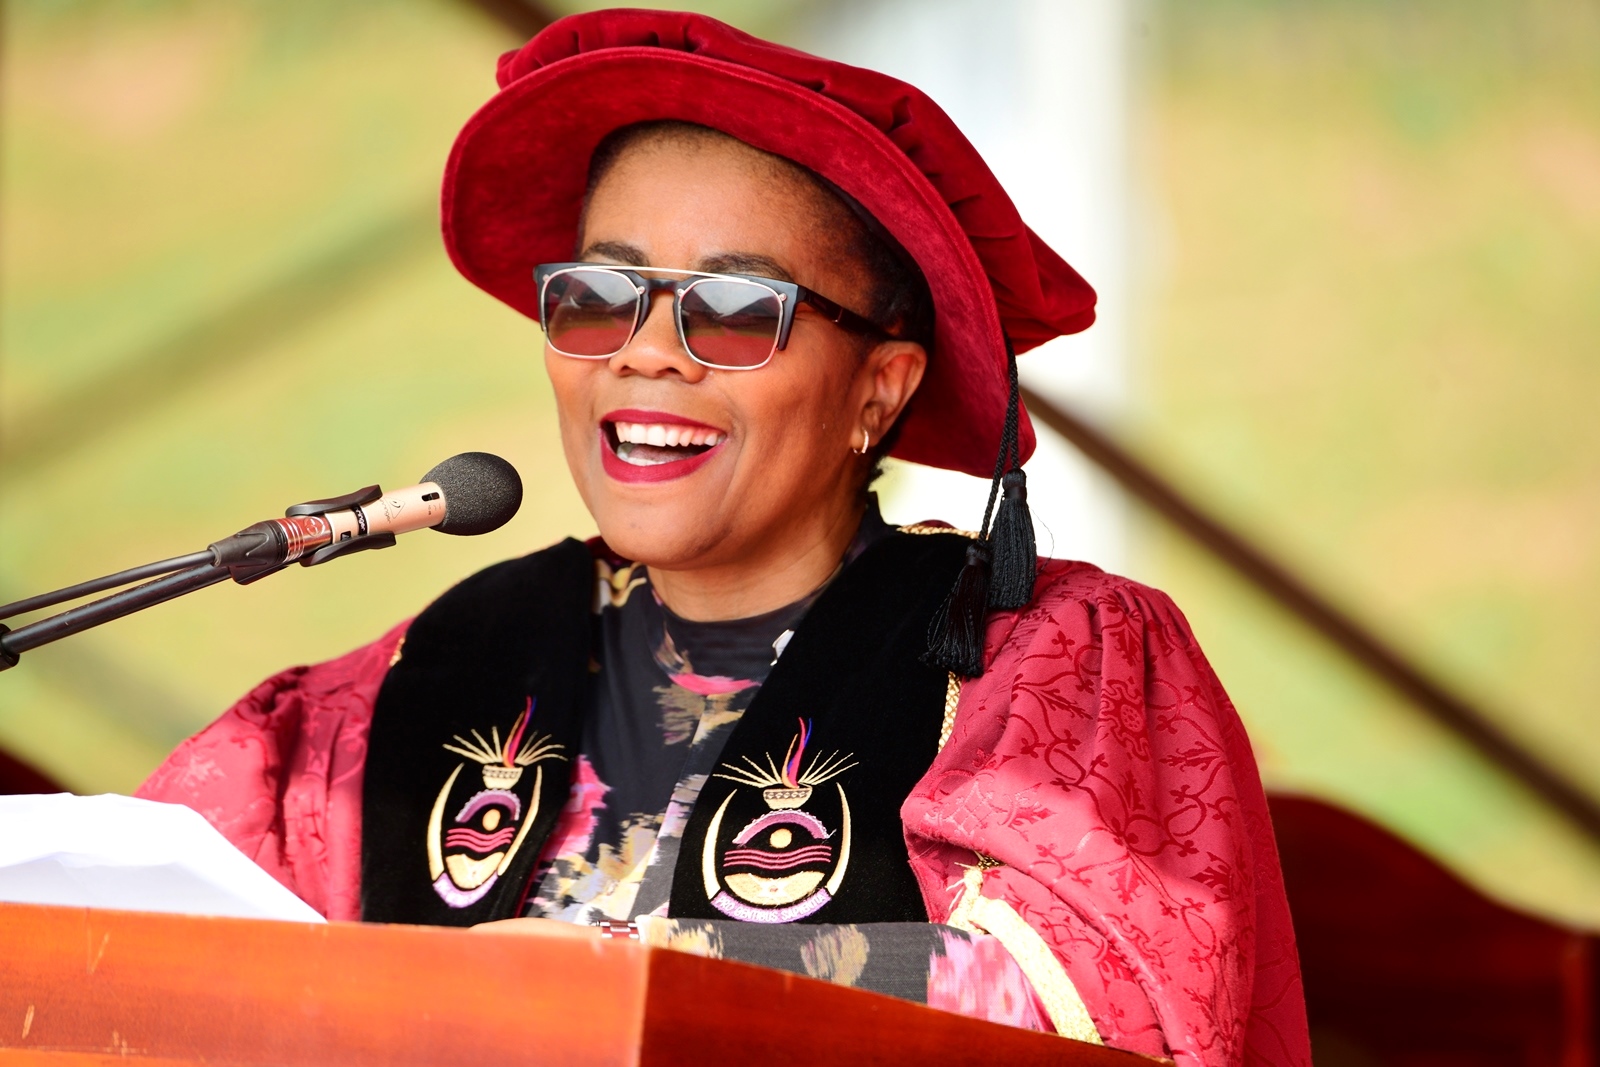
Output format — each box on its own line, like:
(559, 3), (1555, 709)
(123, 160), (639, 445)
(903, 560), (1310, 1067)
(136, 622), (407, 922)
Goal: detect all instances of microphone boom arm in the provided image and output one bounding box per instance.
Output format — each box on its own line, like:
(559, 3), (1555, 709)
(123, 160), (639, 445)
(0, 481), (397, 672)
(0, 564), (232, 670)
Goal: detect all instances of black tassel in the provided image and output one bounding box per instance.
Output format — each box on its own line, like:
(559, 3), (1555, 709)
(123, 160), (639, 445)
(923, 540), (992, 677)
(924, 336), (1036, 677)
(984, 339), (1035, 610)
(986, 468), (1036, 610)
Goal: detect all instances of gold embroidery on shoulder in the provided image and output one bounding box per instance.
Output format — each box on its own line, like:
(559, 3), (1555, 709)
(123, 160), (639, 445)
(388, 634), (406, 667)
(899, 522), (981, 539)
(938, 672), (962, 751)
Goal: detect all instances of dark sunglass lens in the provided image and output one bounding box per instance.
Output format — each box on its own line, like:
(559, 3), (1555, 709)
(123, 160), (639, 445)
(542, 269), (640, 357)
(679, 279), (783, 368)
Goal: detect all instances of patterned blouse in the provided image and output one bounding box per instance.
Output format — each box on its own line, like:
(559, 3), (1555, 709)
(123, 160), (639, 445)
(522, 502), (1048, 1028)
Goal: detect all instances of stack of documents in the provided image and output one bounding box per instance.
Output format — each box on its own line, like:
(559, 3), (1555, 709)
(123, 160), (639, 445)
(0, 793), (324, 922)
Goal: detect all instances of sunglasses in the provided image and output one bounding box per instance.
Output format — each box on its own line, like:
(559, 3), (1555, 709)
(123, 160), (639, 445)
(534, 263), (890, 371)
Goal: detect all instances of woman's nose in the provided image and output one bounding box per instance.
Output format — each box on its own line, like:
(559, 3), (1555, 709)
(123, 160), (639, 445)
(609, 290), (707, 381)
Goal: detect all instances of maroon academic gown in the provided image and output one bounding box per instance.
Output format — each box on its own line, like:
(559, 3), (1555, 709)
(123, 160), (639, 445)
(139, 553), (1311, 1067)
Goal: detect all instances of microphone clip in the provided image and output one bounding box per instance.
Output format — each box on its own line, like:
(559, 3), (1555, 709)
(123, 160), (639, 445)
(286, 484), (395, 568)
(300, 532), (397, 568)
(284, 484), (384, 519)
(221, 484), (394, 584)
(290, 484), (395, 567)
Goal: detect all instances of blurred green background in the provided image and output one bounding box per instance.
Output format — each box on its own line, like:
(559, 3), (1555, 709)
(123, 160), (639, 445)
(3, 0), (1598, 926)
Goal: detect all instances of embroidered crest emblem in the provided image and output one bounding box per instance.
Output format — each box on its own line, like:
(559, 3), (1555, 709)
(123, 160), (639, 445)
(702, 719), (856, 923)
(426, 697), (565, 908)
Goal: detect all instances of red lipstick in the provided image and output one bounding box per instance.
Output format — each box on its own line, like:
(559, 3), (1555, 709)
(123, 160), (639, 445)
(598, 410), (728, 484)
(601, 408), (724, 431)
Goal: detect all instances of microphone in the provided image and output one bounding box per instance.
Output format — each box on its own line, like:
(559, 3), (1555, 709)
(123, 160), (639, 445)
(209, 452), (523, 573)
(0, 453), (523, 672)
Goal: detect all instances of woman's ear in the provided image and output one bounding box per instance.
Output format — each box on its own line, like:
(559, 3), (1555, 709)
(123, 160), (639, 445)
(859, 339), (927, 441)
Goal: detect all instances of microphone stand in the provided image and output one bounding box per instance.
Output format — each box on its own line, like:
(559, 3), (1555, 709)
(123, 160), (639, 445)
(0, 551), (218, 620)
(0, 483), (390, 672)
(0, 564), (233, 669)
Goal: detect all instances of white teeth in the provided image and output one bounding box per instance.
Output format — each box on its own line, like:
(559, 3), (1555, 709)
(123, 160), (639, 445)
(610, 421), (725, 448)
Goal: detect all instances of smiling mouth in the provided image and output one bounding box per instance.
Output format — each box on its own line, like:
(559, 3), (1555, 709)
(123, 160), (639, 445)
(605, 419), (726, 467)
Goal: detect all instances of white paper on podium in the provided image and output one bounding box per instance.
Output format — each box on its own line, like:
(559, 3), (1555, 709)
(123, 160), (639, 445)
(0, 793), (325, 922)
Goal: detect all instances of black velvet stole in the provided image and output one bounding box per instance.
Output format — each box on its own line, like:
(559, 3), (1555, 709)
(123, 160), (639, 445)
(668, 532), (966, 924)
(361, 538), (593, 925)
(360, 531), (969, 927)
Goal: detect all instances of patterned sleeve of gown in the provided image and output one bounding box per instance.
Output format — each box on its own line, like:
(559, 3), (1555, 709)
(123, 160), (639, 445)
(902, 560), (1311, 1067)
(134, 621), (408, 921)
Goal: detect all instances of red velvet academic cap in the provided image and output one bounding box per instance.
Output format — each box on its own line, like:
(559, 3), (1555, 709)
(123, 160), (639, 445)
(442, 8), (1096, 477)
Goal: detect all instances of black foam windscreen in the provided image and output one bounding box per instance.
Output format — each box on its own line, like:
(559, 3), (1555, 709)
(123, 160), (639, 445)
(421, 452), (523, 536)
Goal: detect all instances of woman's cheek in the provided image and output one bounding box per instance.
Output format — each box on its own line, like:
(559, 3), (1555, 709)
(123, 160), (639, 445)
(543, 363), (599, 491)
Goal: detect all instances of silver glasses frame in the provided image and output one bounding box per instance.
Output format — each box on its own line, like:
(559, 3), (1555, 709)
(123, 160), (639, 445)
(534, 262), (887, 372)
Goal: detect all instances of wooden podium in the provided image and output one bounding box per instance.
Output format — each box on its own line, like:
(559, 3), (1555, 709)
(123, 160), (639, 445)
(0, 903), (1154, 1066)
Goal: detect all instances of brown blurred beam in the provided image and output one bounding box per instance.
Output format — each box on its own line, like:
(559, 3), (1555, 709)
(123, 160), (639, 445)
(0, 0), (559, 476)
(0, 748), (62, 795)
(0, 599), (207, 750)
(456, 0), (558, 40)
(0, 206), (437, 476)
(1021, 385), (1600, 844)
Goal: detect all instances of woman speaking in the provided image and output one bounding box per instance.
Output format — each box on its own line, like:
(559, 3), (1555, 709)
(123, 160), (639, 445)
(139, 11), (1309, 1066)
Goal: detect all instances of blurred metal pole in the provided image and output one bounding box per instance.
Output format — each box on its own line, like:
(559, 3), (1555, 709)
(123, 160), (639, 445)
(0, 207), (438, 475)
(1, 0), (562, 476)
(458, 0), (557, 40)
(1022, 386), (1600, 844)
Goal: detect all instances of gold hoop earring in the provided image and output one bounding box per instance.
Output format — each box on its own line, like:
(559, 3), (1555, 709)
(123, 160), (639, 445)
(852, 428), (871, 456)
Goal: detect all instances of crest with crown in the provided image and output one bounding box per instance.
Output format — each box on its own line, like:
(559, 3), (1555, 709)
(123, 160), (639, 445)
(715, 719), (855, 810)
(442, 698), (564, 789)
